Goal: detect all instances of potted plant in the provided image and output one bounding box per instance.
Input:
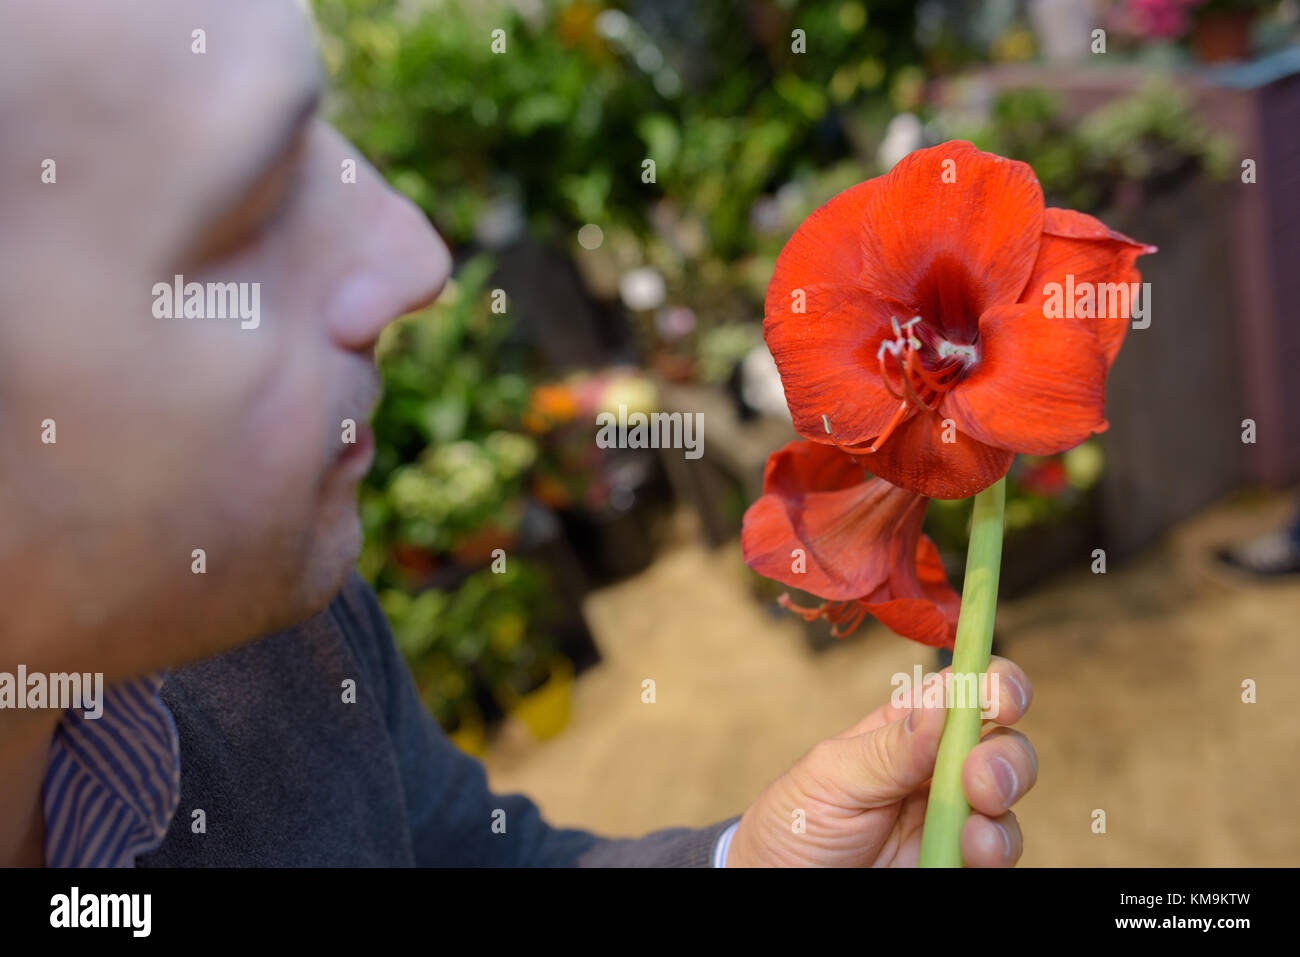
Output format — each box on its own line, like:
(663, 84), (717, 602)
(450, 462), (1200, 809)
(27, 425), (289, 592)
(1190, 0), (1267, 62)
(379, 560), (570, 743)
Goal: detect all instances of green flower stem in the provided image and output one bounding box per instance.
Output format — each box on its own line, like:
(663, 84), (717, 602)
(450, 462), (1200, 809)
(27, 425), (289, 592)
(918, 476), (1006, 868)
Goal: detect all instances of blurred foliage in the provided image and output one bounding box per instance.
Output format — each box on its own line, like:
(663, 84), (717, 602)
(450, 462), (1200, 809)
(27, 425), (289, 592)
(948, 79), (1235, 212)
(357, 252), (561, 731)
(362, 254), (535, 561)
(314, 0), (920, 258)
(695, 322), (762, 384)
(925, 441), (1106, 555)
(1074, 80), (1236, 182)
(379, 562), (559, 728)
(384, 433), (535, 552)
(913, 0), (1037, 70)
(313, 0), (918, 378)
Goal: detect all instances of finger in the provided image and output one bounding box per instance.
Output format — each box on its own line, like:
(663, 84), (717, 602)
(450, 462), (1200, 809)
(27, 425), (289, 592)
(962, 727), (1038, 817)
(981, 656), (1033, 726)
(961, 810), (1022, 867)
(836, 656), (1031, 739)
(835, 668), (952, 738)
(803, 699), (948, 808)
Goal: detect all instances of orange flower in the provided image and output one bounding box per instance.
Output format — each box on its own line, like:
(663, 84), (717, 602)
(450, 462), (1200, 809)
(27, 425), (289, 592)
(742, 440), (959, 647)
(764, 141), (1155, 499)
(522, 383), (579, 434)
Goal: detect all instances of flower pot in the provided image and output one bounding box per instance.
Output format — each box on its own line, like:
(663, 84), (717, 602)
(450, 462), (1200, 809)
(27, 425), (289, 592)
(560, 449), (668, 585)
(495, 656), (574, 740)
(445, 702), (488, 756)
(1191, 10), (1254, 63)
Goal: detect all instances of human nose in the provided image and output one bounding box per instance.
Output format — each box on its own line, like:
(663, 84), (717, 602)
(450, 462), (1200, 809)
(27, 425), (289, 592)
(326, 196), (450, 350)
(321, 131), (451, 351)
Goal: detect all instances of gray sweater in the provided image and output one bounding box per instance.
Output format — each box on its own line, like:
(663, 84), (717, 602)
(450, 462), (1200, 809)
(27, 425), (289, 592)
(136, 572), (737, 866)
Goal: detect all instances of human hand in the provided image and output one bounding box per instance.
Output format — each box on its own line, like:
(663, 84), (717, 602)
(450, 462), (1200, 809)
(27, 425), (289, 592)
(726, 656), (1036, 867)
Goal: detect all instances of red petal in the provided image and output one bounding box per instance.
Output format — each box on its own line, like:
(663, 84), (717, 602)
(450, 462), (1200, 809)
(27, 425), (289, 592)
(915, 535), (961, 626)
(860, 534), (960, 648)
(761, 432), (871, 498)
(941, 302), (1108, 456)
(763, 142), (1046, 450)
(850, 412), (1016, 500)
(764, 177), (904, 447)
(859, 141), (1045, 342)
(741, 441), (928, 601)
(860, 596), (956, 648)
(1020, 208), (1157, 368)
(750, 456), (961, 648)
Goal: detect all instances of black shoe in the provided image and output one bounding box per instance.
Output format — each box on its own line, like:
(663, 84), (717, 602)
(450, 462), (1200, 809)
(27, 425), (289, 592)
(1216, 530), (1300, 577)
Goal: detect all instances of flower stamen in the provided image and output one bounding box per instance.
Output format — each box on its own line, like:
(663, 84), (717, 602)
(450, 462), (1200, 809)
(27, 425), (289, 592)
(867, 400), (911, 452)
(864, 316), (976, 453)
(777, 594), (872, 639)
(902, 351), (940, 411)
(876, 347), (905, 401)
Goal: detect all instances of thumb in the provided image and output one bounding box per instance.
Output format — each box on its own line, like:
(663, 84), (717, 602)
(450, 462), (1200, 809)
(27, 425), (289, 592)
(802, 701), (947, 809)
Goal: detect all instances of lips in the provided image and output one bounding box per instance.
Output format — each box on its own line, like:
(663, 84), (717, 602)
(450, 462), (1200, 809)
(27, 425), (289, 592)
(332, 372), (377, 480)
(335, 418), (374, 477)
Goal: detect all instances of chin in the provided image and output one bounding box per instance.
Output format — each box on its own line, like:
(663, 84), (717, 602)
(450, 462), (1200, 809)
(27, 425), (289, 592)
(175, 474), (367, 665)
(290, 498), (364, 621)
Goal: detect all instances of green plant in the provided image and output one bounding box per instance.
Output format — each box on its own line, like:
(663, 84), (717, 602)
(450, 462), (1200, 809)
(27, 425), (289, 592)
(1074, 78), (1236, 185)
(384, 433), (535, 553)
(360, 254), (537, 568)
(379, 561), (560, 729)
(695, 322), (761, 384)
(315, 0), (920, 253)
(951, 80), (1235, 213)
(355, 251), (559, 733)
(313, 0), (922, 386)
(925, 441), (1106, 555)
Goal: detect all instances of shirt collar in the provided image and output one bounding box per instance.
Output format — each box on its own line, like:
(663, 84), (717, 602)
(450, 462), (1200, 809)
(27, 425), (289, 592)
(43, 672), (181, 867)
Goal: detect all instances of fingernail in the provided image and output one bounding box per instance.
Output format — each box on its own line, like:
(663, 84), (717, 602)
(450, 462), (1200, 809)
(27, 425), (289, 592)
(990, 755), (1019, 809)
(1004, 675), (1027, 715)
(996, 821), (1013, 861)
(905, 706), (922, 733)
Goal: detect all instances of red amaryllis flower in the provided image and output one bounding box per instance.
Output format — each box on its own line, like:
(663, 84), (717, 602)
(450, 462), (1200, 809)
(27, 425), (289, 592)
(1018, 457), (1070, 498)
(742, 439), (959, 647)
(764, 141), (1156, 499)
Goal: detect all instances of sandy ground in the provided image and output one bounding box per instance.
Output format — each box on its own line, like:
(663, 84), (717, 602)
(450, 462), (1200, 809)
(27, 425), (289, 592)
(481, 492), (1300, 866)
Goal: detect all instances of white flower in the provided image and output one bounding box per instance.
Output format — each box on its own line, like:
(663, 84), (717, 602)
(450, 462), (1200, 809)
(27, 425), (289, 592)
(740, 346), (792, 422)
(877, 113), (924, 171)
(618, 266), (666, 312)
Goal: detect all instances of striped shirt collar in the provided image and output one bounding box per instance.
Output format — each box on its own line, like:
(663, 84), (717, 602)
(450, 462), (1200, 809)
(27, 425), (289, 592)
(42, 672), (181, 867)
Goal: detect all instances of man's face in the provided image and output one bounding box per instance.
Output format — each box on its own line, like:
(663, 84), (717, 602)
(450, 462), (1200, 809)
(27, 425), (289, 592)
(0, 0), (449, 679)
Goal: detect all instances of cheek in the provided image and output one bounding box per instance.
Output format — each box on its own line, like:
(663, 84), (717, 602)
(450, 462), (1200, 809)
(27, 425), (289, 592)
(205, 352), (334, 528)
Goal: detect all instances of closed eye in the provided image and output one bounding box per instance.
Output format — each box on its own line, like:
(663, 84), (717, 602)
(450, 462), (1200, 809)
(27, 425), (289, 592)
(187, 131), (309, 265)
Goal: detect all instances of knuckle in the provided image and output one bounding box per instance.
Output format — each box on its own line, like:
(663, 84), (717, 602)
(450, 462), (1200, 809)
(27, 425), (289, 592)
(864, 724), (903, 784)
